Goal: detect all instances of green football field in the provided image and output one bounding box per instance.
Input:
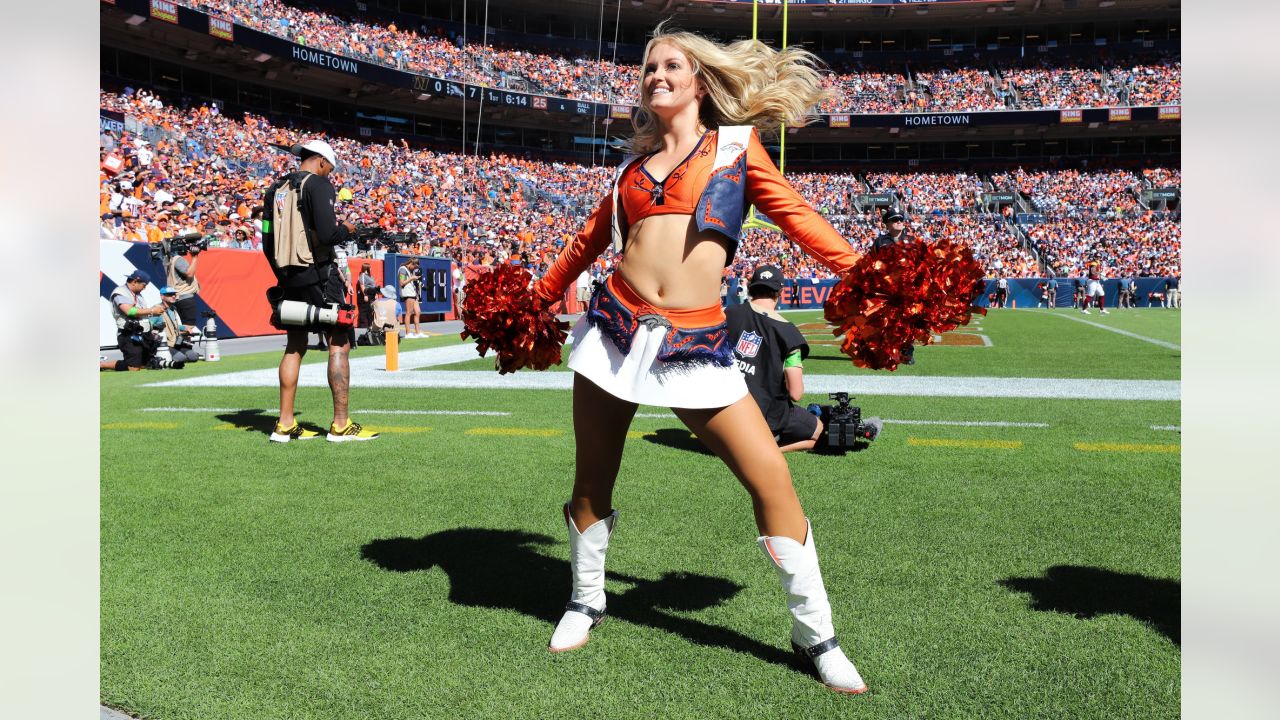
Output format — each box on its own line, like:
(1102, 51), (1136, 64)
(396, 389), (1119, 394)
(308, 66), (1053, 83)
(100, 308), (1180, 719)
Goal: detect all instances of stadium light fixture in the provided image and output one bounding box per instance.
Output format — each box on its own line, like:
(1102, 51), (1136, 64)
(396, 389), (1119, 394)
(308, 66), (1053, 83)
(1027, 34), (1040, 39)
(713, 6), (725, 13)
(986, 6), (997, 12)
(1098, 0), (1115, 6)
(125, 14), (146, 25)
(254, 52), (272, 63)
(916, 9), (929, 15)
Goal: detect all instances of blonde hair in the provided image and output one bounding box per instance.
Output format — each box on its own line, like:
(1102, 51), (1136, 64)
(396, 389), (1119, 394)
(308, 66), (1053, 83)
(627, 21), (831, 155)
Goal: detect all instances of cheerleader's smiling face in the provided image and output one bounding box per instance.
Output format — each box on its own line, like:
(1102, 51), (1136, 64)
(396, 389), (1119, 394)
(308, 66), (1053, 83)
(642, 42), (704, 116)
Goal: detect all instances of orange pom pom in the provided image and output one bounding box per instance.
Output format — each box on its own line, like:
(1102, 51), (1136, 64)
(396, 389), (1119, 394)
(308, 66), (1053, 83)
(460, 265), (568, 374)
(823, 239), (986, 370)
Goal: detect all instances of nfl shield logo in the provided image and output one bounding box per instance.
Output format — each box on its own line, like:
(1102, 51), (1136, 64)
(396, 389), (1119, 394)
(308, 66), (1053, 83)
(735, 331), (762, 358)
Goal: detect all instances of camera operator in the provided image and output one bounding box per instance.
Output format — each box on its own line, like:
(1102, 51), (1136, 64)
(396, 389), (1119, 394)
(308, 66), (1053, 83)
(872, 207), (917, 364)
(156, 286), (201, 364)
(163, 232), (202, 326)
(262, 139), (378, 443)
(726, 265), (822, 453)
(100, 270), (183, 372)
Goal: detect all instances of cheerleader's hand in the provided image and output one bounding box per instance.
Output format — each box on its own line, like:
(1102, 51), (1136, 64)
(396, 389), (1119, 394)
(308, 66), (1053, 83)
(823, 238), (986, 371)
(459, 264), (569, 374)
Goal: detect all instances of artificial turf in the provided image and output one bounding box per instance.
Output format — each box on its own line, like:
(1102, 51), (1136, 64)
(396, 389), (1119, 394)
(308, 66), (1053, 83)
(101, 309), (1180, 719)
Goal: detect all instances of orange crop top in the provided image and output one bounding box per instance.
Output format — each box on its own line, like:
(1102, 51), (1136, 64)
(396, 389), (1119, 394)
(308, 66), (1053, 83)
(617, 131), (717, 223)
(534, 127), (861, 304)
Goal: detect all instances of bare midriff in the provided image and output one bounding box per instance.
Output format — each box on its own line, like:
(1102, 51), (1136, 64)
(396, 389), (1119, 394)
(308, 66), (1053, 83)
(615, 214), (729, 310)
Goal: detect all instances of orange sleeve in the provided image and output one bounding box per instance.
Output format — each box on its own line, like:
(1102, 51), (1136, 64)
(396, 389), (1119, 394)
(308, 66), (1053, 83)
(532, 191), (614, 303)
(743, 129), (860, 274)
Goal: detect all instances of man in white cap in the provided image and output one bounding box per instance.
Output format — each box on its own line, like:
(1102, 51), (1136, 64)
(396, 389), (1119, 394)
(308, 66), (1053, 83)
(263, 138), (378, 443)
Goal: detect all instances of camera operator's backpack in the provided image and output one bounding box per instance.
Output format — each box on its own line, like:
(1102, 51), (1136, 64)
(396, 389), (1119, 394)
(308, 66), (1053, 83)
(266, 172), (315, 272)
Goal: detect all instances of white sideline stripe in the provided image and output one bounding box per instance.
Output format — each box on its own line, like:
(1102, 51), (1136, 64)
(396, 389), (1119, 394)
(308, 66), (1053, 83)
(1032, 310), (1181, 350)
(145, 340), (1179, 400)
(141, 407), (510, 416)
(884, 419), (1050, 428)
(150, 370), (1179, 401)
(144, 343), (482, 389)
(1151, 425), (1181, 431)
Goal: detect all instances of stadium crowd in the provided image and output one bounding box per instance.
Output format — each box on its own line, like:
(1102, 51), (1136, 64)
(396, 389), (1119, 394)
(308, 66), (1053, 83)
(866, 172), (983, 213)
(993, 168), (1142, 217)
(100, 88), (1178, 282)
(1022, 216), (1181, 278)
(994, 52), (1180, 109)
(180, 0), (1180, 113)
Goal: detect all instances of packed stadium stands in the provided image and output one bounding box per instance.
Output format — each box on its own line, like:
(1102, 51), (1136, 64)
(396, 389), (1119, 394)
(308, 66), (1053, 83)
(100, 87), (1180, 280)
(181, 0), (1180, 114)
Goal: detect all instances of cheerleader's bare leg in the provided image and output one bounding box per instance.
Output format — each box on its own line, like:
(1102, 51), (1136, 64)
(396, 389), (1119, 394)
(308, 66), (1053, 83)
(548, 372), (637, 652)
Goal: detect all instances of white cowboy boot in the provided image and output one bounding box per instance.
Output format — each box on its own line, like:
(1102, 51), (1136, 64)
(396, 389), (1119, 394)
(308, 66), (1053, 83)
(758, 520), (868, 694)
(548, 503), (618, 652)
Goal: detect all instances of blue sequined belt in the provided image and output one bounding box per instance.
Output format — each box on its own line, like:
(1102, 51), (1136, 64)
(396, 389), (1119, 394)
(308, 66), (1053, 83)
(586, 274), (733, 368)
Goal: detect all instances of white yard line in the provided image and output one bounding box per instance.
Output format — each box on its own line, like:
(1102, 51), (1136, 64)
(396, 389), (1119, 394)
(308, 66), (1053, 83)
(142, 407), (510, 416)
(1150, 425), (1181, 431)
(1032, 310), (1181, 351)
(147, 343), (1180, 401)
(883, 419), (1050, 428)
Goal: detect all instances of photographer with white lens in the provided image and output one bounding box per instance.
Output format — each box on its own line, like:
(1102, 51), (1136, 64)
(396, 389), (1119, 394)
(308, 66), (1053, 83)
(156, 286), (201, 364)
(262, 139), (378, 443)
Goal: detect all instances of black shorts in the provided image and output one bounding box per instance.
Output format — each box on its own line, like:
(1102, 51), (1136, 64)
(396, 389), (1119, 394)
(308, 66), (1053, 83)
(277, 264), (349, 332)
(117, 330), (155, 369)
(774, 405), (819, 446)
(174, 296), (198, 326)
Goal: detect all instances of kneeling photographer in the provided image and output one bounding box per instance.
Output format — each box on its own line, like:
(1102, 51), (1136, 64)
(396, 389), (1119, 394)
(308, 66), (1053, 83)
(156, 286), (201, 364)
(726, 265), (825, 453)
(100, 270), (184, 372)
(262, 139), (377, 443)
(727, 265), (880, 454)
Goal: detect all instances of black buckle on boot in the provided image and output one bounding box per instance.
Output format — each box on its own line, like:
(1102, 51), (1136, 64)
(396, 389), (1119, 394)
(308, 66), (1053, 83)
(792, 636), (840, 660)
(565, 601), (606, 627)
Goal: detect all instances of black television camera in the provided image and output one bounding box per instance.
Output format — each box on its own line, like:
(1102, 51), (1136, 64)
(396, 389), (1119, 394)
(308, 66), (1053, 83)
(148, 232), (209, 262)
(807, 392), (882, 453)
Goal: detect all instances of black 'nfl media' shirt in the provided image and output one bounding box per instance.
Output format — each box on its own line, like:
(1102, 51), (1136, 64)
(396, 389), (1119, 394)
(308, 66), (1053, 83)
(726, 302), (810, 432)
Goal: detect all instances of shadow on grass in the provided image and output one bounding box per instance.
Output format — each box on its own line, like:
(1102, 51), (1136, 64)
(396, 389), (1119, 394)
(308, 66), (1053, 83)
(640, 428), (715, 456)
(215, 409), (323, 437)
(361, 528), (799, 671)
(1000, 565), (1180, 645)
